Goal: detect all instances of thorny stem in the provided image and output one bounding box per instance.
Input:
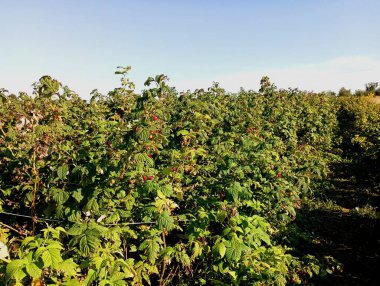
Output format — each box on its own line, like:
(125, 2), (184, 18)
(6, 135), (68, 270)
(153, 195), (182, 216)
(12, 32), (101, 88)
(0, 126), (6, 137)
(163, 265), (179, 286)
(31, 148), (39, 234)
(159, 230), (167, 286)
(0, 221), (23, 235)
(123, 239), (128, 259)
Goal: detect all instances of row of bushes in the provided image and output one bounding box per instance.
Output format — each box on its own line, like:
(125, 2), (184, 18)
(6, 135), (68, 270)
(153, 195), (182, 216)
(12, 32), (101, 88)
(0, 69), (379, 285)
(335, 95), (380, 183)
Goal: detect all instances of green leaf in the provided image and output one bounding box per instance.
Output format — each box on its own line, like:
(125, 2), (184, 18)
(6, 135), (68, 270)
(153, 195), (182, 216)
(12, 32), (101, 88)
(227, 182), (243, 202)
(25, 263), (42, 278)
(157, 211), (174, 231)
(57, 164), (69, 180)
(63, 279), (83, 286)
(161, 185), (173, 197)
(41, 250), (53, 267)
(177, 130), (189, 136)
(67, 223), (87, 236)
(257, 229), (271, 246)
(217, 242), (226, 258)
(228, 270), (237, 280)
(192, 241), (202, 258)
(134, 153), (145, 163)
(110, 271), (127, 284)
(84, 269), (97, 286)
(58, 259), (78, 277)
(225, 236), (243, 262)
(139, 238), (161, 264)
(42, 248), (63, 269)
(72, 189), (84, 203)
(156, 189), (166, 199)
(144, 76), (155, 86)
(52, 188), (69, 204)
(144, 154), (154, 167)
(85, 197), (100, 214)
(79, 230), (100, 256)
(6, 259), (26, 282)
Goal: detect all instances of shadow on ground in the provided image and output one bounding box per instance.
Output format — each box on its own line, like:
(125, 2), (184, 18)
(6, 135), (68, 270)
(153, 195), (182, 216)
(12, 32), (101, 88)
(286, 162), (380, 285)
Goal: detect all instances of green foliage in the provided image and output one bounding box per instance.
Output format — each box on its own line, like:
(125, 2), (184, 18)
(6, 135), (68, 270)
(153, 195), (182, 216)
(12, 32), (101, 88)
(0, 68), (378, 285)
(4, 227), (78, 285)
(336, 95), (380, 160)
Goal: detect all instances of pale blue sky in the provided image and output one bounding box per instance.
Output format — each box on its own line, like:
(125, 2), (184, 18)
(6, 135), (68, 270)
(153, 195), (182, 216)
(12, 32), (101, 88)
(1, 0), (379, 97)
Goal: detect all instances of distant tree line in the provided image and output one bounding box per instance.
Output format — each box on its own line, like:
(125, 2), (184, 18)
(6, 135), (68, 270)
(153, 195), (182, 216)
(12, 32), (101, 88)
(338, 82), (380, 97)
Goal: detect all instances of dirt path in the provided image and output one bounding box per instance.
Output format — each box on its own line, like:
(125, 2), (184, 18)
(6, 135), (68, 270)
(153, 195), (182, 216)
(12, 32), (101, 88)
(288, 162), (380, 285)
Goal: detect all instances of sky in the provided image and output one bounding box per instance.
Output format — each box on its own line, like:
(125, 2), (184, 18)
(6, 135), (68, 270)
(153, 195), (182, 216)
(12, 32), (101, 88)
(1, 0), (380, 98)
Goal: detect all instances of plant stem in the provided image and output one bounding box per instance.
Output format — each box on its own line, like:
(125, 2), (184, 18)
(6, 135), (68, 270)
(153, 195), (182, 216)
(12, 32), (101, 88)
(0, 221), (23, 235)
(31, 148), (39, 234)
(159, 230), (167, 286)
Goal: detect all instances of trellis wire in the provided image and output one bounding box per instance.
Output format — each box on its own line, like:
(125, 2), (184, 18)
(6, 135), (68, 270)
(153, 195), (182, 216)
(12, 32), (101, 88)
(0, 211), (193, 226)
